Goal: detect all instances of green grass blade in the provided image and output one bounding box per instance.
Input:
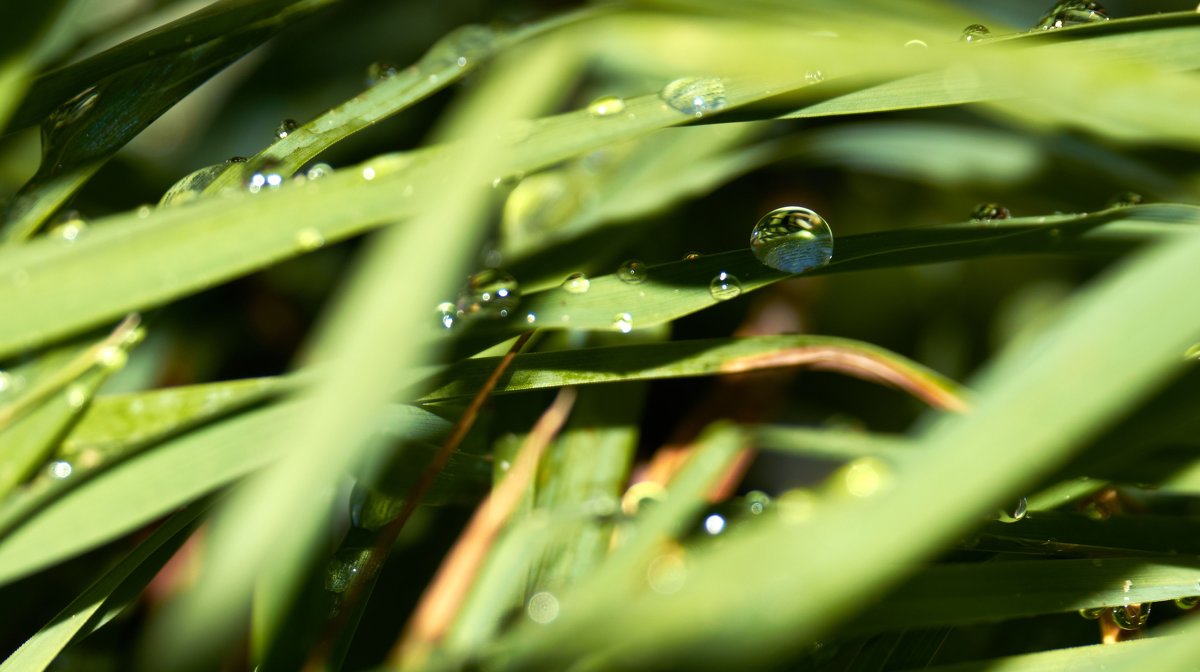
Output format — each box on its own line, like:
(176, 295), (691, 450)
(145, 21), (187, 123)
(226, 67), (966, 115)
(0, 499), (207, 672)
(492, 210), (1200, 669)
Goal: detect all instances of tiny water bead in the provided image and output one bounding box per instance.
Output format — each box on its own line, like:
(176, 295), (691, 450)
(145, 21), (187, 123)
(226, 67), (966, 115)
(703, 514), (726, 535)
(325, 548), (373, 593)
(842, 458), (888, 498)
(65, 384), (88, 409)
(1037, 1), (1108, 30)
(750, 206), (834, 274)
(709, 271), (742, 301)
(48, 460), (73, 480)
(613, 312), (634, 334)
(617, 259), (648, 284)
(49, 210), (87, 243)
(226, 156), (248, 164)
(1176, 596), (1200, 610)
(659, 77), (727, 118)
(746, 491), (771, 515)
(960, 24), (991, 42)
(998, 496), (1028, 523)
(97, 345), (129, 371)
(1078, 607), (1104, 620)
(366, 61), (399, 85)
(247, 171), (284, 193)
(295, 228), (326, 251)
(805, 70), (824, 84)
(1112, 603), (1151, 630)
(683, 251), (702, 261)
(587, 96), (626, 117)
(419, 23), (497, 72)
(456, 268), (520, 319)
(306, 163), (333, 181)
(561, 272), (591, 294)
(275, 118), (299, 140)
(1107, 191), (1143, 208)
(971, 202), (1010, 222)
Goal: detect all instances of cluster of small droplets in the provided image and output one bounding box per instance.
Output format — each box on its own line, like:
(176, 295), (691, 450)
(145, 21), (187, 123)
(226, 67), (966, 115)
(439, 269), (521, 329)
(659, 77), (727, 118)
(1036, 0), (1109, 30)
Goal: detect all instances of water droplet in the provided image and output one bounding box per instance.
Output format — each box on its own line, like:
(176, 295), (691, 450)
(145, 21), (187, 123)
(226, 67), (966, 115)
(361, 166), (377, 181)
(904, 39), (928, 48)
(805, 70), (825, 84)
(561, 272), (591, 294)
(1176, 596), (1199, 609)
(659, 77), (727, 118)
(960, 24), (991, 42)
(647, 553), (687, 594)
(1036, 1), (1109, 30)
(998, 496), (1028, 523)
(1107, 191), (1143, 208)
(226, 156), (247, 164)
(419, 24), (497, 72)
(746, 491), (771, 515)
(136, 205), (152, 218)
(613, 312), (633, 333)
(587, 95), (626, 117)
(617, 259), (648, 284)
(97, 345), (128, 370)
(704, 514), (726, 535)
(49, 87), (100, 128)
(295, 228), (325, 251)
(1078, 607), (1104, 620)
(0, 371), (13, 395)
(527, 591), (560, 624)
(842, 458), (888, 498)
(65, 384), (88, 409)
(971, 202), (1010, 222)
(49, 210), (87, 243)
(683, 251), (702, 261)
(456, 268), (520, 319)
(275, 119), (299, 140)
(366, 61), (399, 86)
(525, 312), (536, 324)
(1111, 603), (1150, 630)
(48, 460), (73, 479)
(709, 271), (742, 301)
(750, 206), (834, 274)
(325, 548), (372, 593)
(306, 163), (333, 181)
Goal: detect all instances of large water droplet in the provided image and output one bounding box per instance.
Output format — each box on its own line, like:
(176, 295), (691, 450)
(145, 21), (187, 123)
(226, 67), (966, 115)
(275, 119), (299, 140)
(659, 77), (727, 118)
(562, 272), (590, 294)
(587, 96), (626, 117)
(998, 496), (1028, 523)
(456, 268), (520, 319)
(709, 272), (742, 301)
(613, 312), (633, 333)
(750, 206), (834, 274)
(1036, 1), (1109, 30)
(617, 259), (648, 284)
(1111, 603), (1150, 630)
(960, 24), (992, 42)
(971, 202), (1010, 222)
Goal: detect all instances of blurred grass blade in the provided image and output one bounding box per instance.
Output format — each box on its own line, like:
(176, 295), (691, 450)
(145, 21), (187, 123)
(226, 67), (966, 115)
(0, 1), (75, 131)
(0, 315), (142, 497)
(924, 639), (1156, 672)
(851, 557), (1200, 635)
(0, 499), (208, 672)
(0, 0), (339, 242)
(978, 510), (1200, 556)
(493, 215), (1200, 668)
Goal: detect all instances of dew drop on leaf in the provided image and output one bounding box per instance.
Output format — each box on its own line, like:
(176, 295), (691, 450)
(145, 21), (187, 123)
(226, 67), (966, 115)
(709, 271), (742, 301)
(613, 312), (633, 333)
(561, 272), (590, 294)
(1111, 603), (1150, 630)
(971, 202), (1010, 223)
(998, 496), (1028, 523)
(750, 206), (834, 274)
(587, 95), (626, 117)
(1036, 1), (1108, 30)
(960, 24), (991, 42)
(1107, 191), (1143, 208)
(275, 119), (299, 139)
(659, 77), (727, 118)
(456, 268), (520, 319)
(617, 259), (648, 284)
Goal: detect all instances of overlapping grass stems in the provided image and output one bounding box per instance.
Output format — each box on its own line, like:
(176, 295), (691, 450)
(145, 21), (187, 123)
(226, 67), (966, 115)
(1, 1), (1200, 670)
